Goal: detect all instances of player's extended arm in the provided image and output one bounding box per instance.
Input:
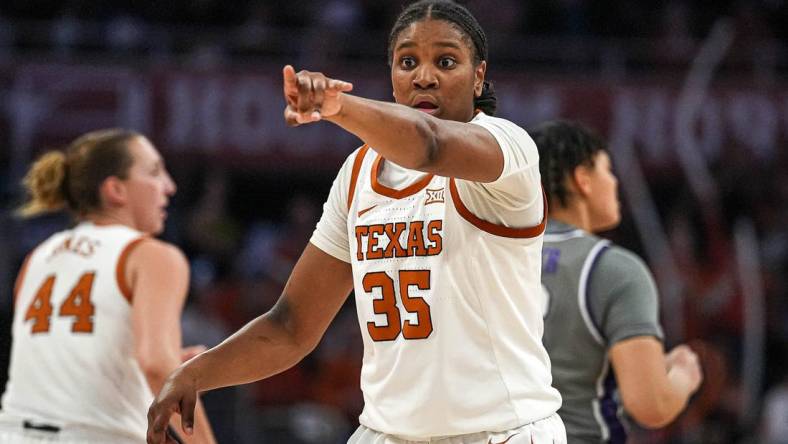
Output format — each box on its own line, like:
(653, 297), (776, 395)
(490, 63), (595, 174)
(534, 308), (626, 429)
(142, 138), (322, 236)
(129, 239), (216, 444)
(146, 243), (354, 444)
(609, 337), (703, 428)
(282, 65), (504, 182)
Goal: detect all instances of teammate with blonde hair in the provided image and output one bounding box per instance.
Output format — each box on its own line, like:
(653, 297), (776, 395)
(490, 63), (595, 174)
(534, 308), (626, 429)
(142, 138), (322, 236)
(0, 129), (215, 444)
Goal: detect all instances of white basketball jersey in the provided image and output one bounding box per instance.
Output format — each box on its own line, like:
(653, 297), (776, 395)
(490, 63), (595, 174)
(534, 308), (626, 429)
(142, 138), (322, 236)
(346, 146), (561, 439)
(1, 222), (152, 441)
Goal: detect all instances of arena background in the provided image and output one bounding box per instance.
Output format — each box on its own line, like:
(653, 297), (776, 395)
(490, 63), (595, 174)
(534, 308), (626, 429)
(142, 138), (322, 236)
(0, 1), (787, 443)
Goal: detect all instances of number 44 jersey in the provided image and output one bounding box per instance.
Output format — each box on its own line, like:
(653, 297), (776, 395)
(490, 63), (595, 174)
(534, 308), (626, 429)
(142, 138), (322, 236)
(311, 113), (562, 440)
(1, 222), (151, 441)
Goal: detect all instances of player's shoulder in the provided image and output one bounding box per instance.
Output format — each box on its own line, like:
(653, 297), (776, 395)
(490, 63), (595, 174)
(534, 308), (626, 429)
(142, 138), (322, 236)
(36, 225), (76, 246)
(127, 237), (188, 270)
(595, 243), (654, 282)
(347, 144), (373, 162)
(336, 144), (374, 174)
(472, 112), (529, 135)
(471, 112), (537, 154)
(472, 111), (515, 125)
(20, 226), (78, 265)
(544, 222), (600, 246)
(133, 237), (185, 260)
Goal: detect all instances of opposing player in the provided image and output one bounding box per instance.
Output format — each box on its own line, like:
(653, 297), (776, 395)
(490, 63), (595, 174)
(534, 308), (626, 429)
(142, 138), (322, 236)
(148, 1), (566, 443)
(0, 129), (215, 443)
(532, 120), (703, 443)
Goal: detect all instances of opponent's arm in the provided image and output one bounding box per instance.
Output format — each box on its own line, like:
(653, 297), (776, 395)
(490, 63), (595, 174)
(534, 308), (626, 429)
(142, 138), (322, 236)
(129, 240), (215, 444)
(147, 243), (354, 443)
(610, 338), (703, 428)
(594, 248), (703, 429)
(282, 66), (503, 182)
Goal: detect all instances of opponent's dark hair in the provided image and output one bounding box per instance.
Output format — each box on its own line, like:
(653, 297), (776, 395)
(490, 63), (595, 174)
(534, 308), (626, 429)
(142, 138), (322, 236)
(388, 0), (497, 116)
(530, 120), (607, 208)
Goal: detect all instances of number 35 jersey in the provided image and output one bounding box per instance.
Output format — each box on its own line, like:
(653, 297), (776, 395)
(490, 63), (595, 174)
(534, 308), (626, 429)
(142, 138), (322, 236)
(1, 222), (152, 441)
(311, 113), (562, 439)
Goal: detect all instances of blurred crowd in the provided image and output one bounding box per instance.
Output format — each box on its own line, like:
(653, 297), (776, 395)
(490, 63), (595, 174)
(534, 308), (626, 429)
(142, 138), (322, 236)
(2, 0), (786, 39)
(1, 1), (787, 443)
(0, 0), (785, 72)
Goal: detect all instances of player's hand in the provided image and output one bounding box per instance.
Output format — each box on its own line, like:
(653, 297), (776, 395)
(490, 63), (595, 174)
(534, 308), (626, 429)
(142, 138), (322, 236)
(282, 65), (353, 126)
(147, 367), (198, 444)
(180, 345), (207, 363)
(666, 344), (703, 394)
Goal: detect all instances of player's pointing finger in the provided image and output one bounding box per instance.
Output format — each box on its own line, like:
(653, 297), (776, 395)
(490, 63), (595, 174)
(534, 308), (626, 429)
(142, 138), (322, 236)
(282, 65), (299, 97)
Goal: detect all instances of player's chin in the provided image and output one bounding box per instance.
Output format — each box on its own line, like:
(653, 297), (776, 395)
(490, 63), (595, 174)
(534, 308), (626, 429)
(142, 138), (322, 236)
(602, 212), (622, 231)
(143, 218), (165, 235)
(592, 210), (620, 232)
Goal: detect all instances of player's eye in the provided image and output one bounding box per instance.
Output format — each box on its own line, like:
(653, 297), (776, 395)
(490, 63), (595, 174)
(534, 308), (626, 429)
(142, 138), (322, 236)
(438, 57), (456, 69)
(400, 57), (417, 69)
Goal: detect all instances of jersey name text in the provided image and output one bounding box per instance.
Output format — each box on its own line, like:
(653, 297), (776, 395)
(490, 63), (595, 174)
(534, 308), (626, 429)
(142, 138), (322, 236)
(355, 220), (443, 261)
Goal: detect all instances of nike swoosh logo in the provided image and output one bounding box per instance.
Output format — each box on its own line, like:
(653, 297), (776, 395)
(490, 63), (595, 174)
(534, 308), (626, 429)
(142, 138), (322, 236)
(357, 205), (377, 217)
(487, 433), (520, 444)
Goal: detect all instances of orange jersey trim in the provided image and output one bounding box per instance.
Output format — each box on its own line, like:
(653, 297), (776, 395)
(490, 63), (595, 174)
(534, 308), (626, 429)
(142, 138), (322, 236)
(116, 237), (147, 305)
(347, 145), (371, 211)
(449, 178), (548, 238)
(13, 251), (35, 307)
(371, 155), (434, 199)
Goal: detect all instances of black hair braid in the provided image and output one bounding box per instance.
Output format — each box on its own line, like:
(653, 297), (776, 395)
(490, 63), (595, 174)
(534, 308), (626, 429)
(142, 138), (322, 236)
(475, 80), (496, 116)
(388, 0), (497, 116)
(531, 120), (607, 208)
(542, 145), (563, 207)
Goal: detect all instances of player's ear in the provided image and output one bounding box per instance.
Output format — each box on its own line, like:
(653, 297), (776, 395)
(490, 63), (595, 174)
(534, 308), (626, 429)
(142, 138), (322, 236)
(474, 61), (487, 98)
(571, 165), (593, 198)
(100, 176), (128, 208)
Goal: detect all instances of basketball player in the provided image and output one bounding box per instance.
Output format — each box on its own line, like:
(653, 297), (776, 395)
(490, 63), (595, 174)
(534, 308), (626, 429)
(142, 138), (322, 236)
(532, 120), (703, 443)
(0, 130), (215, 443)
(148, 1), (565, 443)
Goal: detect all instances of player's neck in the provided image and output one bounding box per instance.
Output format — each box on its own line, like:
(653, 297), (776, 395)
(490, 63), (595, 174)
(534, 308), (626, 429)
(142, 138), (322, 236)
(548, 204), (591, 233)
(85, 209), (136, 230)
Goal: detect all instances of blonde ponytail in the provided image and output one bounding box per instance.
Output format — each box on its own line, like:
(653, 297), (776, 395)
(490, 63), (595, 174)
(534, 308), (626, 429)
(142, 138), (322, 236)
(17, 151), (69, 217)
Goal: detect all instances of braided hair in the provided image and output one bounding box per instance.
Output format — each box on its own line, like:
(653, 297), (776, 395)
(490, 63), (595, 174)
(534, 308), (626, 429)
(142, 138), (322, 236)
(530, 120), (607, 208)
(388, 0), (497, 116)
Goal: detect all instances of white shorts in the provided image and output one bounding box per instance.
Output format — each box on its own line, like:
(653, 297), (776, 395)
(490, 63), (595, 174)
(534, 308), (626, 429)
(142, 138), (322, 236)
(0, 415), (141, 444)
(348, 413), (567, 444)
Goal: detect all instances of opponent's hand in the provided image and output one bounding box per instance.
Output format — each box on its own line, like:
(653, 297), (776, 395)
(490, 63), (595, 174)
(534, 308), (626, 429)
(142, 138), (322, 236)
(666, 344), (703, 395)
(147, 368), (198, 444)
(283, 65), (353, 126)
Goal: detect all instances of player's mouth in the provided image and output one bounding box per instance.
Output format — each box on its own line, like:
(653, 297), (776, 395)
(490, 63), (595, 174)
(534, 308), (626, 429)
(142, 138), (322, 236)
(412, 99), (439, 115)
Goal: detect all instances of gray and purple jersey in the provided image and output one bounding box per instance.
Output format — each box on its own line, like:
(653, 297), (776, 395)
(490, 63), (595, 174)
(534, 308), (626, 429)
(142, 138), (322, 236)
(540, 220), (663, 443)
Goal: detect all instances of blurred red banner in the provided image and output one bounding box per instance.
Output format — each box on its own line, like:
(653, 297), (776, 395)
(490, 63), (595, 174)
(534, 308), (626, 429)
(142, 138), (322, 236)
(1, 62), (785, 171)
